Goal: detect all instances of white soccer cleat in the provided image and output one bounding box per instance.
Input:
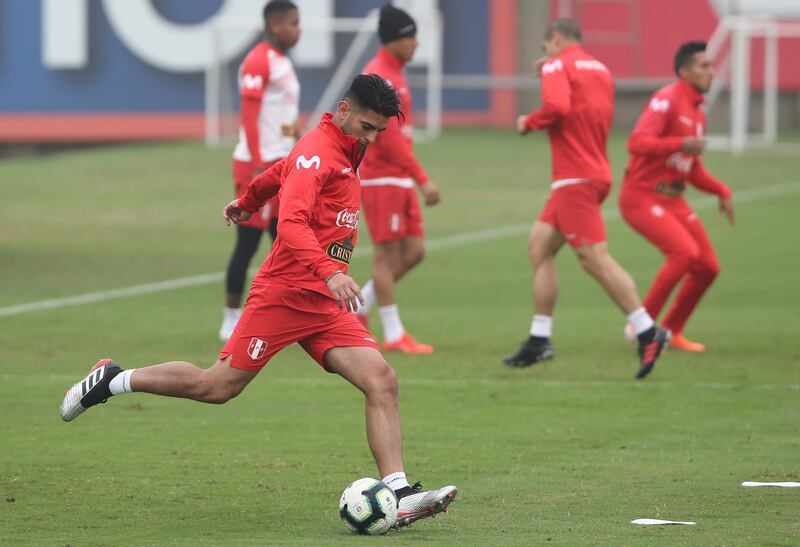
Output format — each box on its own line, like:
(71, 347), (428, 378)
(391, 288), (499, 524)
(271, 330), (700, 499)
(395, 483), (457, 528)
(219, 308), (242, 342)
(60, 359), (122, 422)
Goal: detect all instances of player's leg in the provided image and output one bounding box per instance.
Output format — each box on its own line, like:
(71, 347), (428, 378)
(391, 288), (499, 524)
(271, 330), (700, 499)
(503, 220), (563, 367)
(60, 356), (259, 421)
(661, 211), (720, 350)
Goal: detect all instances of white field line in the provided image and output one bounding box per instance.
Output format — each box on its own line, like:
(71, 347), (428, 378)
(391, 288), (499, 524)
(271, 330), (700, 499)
(1, 182), (798, 319)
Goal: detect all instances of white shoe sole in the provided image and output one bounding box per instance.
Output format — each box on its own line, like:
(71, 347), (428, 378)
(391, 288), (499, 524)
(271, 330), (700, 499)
(60, 379), (88, 422)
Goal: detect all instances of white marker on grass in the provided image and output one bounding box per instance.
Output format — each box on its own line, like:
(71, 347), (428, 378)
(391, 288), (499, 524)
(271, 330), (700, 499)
(742, 481), (800, 488)
(631, 519), (696, 526)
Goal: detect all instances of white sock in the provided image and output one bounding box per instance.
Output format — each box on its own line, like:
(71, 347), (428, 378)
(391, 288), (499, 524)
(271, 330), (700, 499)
(359, 280), (375, 316)
(379, 304), (405, 343)
(223, 307), (242, 321)
(382, 471), (410, 492)
(530, 314), (553, 338)
(109, 369), (135, 395)
(627, 307), (655, 335)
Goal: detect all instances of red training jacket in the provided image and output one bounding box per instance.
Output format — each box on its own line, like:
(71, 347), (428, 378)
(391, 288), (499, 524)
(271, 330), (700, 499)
(237, 113), (365, 297)
(623, 79), (731, 198)
(523, 44), (614, 184)
(357, 47), (428, 185)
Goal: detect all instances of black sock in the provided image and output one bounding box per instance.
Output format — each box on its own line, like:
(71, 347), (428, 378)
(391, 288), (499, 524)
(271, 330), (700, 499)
(637, 326), (656, 345)
(528, 335), (549, 346)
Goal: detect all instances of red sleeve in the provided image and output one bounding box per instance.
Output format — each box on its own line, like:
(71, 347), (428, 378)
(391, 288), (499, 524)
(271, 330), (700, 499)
(239, 50), (270, 168)
(688, 158), (732, 197)
(627, 96), (685, 155)
(238, 158), (286, 212)
(524, 59), (571, 130)
(277, 159), (341, 281)
(374, 117), (428, 184)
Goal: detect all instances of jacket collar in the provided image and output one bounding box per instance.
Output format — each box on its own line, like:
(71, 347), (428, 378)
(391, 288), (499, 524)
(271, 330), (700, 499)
(317, 113), (364, 167)
(677, 78), (706, 106)
(377, 46), (406, 72)
(558, 43), (584, 58)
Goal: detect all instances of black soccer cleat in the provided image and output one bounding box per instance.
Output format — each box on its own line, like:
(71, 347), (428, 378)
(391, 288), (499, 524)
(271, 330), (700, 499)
(60, 358), (123, 421)
(503, 338), (555, 368)
(635, 327), (670, 379)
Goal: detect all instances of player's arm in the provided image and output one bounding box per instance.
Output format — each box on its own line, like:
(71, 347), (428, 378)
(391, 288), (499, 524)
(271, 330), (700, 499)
(688, 158), (735, 225)
(222, 159), (286, 225)
(519, 59), (571, 133)
(240, 53), (271, 173)
(627, 96), (692, 155)
(377, 118), (440, 205)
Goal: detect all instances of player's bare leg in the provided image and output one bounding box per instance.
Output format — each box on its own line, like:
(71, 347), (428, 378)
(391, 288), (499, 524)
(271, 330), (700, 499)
(504, 221), (563, 367)
(574, 241), (669, 378)
(61, 356), (258, 421)
(369, 238), (432, 353)
(325, 345), (456, 527)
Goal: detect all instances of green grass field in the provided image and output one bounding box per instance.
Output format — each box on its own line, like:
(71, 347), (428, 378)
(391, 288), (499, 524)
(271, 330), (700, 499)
(1, 130), (798, 545)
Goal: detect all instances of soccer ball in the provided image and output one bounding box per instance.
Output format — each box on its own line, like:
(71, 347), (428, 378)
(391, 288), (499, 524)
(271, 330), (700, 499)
(338, 477), (398, 535)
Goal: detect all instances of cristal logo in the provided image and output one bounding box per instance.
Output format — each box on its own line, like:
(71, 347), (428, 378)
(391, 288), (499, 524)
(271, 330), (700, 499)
(541, 59), (564, 74)
(242, 73), (263, 90)
(649, 97), (670, 113)
(666, 152), (694, 174)
(336, 209), (359, 229)
(296, 155), (320, 170)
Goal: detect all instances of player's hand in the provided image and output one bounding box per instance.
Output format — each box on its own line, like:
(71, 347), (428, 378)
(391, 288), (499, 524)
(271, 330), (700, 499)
(326, 272), (364, 312)
(534, 56), (548, 78)
(222, 199), (252, 225)
(420, 182), (441, 206)
(516, 115), (530, 135)
(682, 136), (706, 155)
(719, 196), (735, 226)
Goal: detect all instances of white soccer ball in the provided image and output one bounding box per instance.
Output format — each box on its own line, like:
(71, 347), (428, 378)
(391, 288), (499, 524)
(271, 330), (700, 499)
(338, 477), (398, 535)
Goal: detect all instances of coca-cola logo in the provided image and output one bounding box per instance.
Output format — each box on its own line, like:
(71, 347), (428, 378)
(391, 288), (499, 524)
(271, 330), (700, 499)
(666, 152), (694, 174)
(336, 209), (359, 230)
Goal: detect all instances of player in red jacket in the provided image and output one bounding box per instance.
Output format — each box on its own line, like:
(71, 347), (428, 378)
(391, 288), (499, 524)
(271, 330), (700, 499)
(354, 4), (441, 354)
(60, 75), (457, 527)
(220, 1), (301, 342)
(620, 41), (734, 352)
(503, 19), (668, 379)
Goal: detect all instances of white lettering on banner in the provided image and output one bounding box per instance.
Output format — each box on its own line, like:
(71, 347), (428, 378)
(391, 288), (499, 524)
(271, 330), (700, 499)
(336, 209), (360, 230)
(541, 59), (564, 75)
(649, 97), (670, 113)
(296, 155), (321, 170)
(42, 0), (335, 72)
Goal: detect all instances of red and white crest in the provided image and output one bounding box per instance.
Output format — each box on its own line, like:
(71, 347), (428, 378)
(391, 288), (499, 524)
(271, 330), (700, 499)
(247, 337), (269, 361)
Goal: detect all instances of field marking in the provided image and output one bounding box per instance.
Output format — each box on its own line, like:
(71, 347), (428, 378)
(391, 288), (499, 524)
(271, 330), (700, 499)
(1, 181), (798, 319)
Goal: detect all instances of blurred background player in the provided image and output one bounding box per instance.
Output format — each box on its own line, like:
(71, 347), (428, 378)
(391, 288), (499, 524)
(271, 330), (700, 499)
(503, 19), (668, 379)
(61, 74), (457, 527)
(354, 4), (441, 354)
(220, 0), (301, 342)
(620, 41), (734, 352)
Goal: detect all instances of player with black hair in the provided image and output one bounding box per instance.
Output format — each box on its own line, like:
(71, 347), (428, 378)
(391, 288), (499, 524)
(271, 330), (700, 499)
(61, 73), (457, 529)
(619, 40), (734, 352)
(220, 0), (301, 342)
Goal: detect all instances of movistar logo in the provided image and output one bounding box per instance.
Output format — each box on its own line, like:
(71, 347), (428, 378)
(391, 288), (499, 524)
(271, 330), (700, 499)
(241, 73), (263, 90)
(296, 155), (320, 170)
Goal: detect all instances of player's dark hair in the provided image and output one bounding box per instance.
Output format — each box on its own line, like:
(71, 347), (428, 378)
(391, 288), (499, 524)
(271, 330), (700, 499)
(545, 19), (582, 42)
(674, 41), (706, 76)
(263, 0), (297, 22)
(344, 74), (403, 120)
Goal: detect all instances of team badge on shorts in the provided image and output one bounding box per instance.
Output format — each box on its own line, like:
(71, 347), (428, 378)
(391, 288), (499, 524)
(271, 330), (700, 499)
(247, 337), (269, 361)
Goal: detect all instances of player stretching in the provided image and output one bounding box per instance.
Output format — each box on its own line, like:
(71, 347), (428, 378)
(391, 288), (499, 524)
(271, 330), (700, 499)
(620, 41), (734, 351)
(220, 0), (301, 342)
(61, 75), (457, 528)
(354, 4), (441, 354)
(503, 19), (668, 379)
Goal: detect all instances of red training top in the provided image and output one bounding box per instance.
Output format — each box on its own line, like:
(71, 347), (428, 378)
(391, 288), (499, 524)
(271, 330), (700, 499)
(623, 79), (731, 198)
(523, 44), (614, 184)
(357, 47), (428, 185)
(238, 113), (365, 297)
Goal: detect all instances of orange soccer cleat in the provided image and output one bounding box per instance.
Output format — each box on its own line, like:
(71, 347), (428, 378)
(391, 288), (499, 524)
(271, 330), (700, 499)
(383, 332), (434, 354)
(669, 333), (705, 352)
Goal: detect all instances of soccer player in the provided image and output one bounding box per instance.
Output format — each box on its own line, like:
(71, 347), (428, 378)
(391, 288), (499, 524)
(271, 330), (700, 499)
(354, 4), (441, 354)
(619, 41), (734, 352)
(60, 75), (457, 527)
(503, 19), (668, 379)
(220, 0), (301, 342)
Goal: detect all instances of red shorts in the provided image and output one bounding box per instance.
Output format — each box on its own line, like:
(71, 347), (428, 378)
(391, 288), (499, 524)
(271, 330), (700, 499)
(361, 181), (424, 243)
(233, 159), (280, 231)
(218, 284), (380, 372)
(538, 180), (610, 248)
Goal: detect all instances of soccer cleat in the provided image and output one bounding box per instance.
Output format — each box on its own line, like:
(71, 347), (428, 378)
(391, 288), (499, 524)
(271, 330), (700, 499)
(635, 327), (670, 379)
(383, 333), (434, 354)
(669, 333), (705, 352)
(394, 482), (458, 528)
(623, 323), (636, 343)
(60, 359), (122, 422)
(219, 311), (240, 342)
(503, 338), (555, 367)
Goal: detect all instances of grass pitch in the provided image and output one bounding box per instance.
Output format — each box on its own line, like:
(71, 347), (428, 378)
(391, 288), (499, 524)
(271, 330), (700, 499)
(1, 130), (798, 545)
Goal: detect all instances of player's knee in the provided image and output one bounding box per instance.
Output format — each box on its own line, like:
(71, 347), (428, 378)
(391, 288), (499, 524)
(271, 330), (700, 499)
(696, 258), (720, 280)
(405, 246), (425, 269)
(196, 374), (245, 404)
(668, 247), (699, 273)
(365, 361), (398, 400)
